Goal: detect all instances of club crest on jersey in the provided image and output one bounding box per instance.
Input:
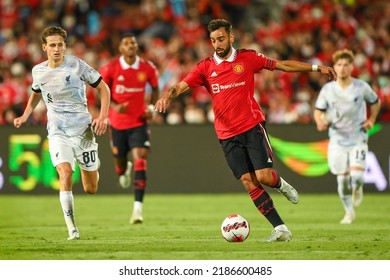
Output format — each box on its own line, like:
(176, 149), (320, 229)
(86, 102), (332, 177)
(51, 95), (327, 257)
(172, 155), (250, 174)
(65, 75), (71, 85)
(137, 72), (146, 82)
(233, 63), (244, 74)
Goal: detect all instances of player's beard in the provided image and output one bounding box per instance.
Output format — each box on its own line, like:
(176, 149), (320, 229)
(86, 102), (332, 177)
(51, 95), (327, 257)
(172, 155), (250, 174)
(215, 44), (231, 59)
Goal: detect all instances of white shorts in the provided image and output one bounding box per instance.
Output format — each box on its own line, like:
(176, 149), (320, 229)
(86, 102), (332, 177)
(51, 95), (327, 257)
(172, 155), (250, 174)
(48, 126), (99, 172)
(328, 142), (368, 175)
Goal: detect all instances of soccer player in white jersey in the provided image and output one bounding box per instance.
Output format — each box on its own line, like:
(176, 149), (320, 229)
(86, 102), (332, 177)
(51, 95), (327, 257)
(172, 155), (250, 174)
(13, 26), (111, 240)
(314, 49), (381, 224)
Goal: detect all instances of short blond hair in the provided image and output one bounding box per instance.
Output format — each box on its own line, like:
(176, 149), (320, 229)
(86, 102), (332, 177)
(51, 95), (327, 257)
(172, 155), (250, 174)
(332, 49), (354, 64)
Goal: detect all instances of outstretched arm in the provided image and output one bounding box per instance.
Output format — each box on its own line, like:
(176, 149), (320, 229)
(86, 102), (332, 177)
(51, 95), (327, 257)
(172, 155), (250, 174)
(275, 60), (337, 81)
(13, 92), (42, 128)
(154, 81), (190, 113)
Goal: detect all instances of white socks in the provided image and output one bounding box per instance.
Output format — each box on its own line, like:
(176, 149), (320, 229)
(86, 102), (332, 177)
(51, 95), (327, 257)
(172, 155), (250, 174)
(337, 175), (353, 213)
(60, 191), (76, 231)
(133, 201), (143, 213)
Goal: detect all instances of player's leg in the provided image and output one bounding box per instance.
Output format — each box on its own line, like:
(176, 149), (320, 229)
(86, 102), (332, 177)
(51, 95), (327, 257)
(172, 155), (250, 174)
(248, 123), (299, 204)
(110, 127), (132, 188)
(49, 136), (79, 240)
(128, 125), (151, 224)
(255, 168), (299, 204)
(129, 148), (149, 224)
(220, 126), (292, 242)
(336, 173), (355, 224)
(349, 143), (367, 207)
(240, 172), (292, 242)
(328, 144), (354, 223)
(75, 125), (100, 194)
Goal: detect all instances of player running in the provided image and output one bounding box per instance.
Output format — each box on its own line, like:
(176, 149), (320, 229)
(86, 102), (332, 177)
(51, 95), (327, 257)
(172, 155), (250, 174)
(155, 19), (337, 242)
(13, 26), (110, 240)
(314, 49), (380, 224)
(99, 33), (160, 224)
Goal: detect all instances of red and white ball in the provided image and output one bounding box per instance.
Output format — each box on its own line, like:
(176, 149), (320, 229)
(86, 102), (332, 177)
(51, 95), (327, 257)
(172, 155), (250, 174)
(221, 214), (250, 242)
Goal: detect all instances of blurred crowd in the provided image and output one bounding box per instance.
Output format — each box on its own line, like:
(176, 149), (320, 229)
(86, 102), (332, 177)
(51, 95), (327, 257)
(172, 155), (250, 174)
(1, 0), (389, 126)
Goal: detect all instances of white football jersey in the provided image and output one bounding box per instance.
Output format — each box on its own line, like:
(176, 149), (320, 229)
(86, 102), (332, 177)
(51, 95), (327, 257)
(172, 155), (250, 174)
(315, 78), (379, 146)
(31, 55), (101, 137)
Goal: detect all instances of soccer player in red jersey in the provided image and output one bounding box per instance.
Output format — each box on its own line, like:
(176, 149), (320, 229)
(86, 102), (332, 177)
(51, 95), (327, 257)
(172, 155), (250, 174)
(155, 19), (337, 242)
(100, 33), (160, 224)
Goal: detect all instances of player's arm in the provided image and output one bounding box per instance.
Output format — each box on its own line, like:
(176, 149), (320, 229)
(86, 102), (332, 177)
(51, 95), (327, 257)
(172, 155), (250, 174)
(92, 79), (110, 136)
(363, 99), (381, 130)
(275, 60), (337, 81)
(155, 81), (189, 113)
(313, 109), (328, 132)
(13, 91), (42, 128)
(144, 86), (160, 120)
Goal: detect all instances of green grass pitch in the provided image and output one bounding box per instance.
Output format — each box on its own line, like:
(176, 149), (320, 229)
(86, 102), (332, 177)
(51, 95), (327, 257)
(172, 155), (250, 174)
(0, 193), (389, 260)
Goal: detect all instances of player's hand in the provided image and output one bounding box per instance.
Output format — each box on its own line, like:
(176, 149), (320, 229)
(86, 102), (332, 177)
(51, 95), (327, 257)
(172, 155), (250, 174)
(92, 116), (108, 136)
(315, 113), (329, 131)
(113, 102), (129, 113)
(319, 66), (337, 81)
(362, 119), (374, 130)
(142, 104), (156, 121)
(316, 121), (328, 131)
(13, 116), (27, 128)
(155, 98), (170, 113)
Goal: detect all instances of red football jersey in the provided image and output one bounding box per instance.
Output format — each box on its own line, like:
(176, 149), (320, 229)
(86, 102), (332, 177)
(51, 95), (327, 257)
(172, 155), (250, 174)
(100, 56), (159, 129)
(183, 49), (276, 139)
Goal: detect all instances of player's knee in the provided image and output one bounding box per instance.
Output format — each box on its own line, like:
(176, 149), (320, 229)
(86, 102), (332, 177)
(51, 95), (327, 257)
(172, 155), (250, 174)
(256, 168), (278, 187)
(350, 169), (364, 186)
(239, 174), (256, 191)
(84, 182), (98, 194)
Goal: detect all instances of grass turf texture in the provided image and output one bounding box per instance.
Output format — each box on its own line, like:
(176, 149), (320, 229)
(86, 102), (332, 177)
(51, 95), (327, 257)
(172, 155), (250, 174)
(0, 193), (389, 260)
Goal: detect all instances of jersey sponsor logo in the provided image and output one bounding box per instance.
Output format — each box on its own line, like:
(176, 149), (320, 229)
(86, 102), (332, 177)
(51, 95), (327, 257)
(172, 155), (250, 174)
(233, 63), (244, 74)
(212, 84), (220, 94)
(211, 81), (246, 94)
(210, 71), (218, 77)
(115, 85), (144, 94)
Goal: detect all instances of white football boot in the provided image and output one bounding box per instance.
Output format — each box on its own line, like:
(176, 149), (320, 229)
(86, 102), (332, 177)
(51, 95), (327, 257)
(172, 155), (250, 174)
(119, 161), (133, 188)
(340, 210), (356, 224)
(67, 226), (80, 240)
(276, 178), (299, 204)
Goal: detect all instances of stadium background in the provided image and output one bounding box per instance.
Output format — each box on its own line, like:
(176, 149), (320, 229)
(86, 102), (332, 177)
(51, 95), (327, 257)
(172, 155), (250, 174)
(0, 0), (389, 194)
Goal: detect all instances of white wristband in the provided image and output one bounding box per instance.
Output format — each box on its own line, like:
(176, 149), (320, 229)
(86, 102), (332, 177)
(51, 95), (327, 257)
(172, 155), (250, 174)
(147, 104), (157, 117)
(312, 64), (318, 72)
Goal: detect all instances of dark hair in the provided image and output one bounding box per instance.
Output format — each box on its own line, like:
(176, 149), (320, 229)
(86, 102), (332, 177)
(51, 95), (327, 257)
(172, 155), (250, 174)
(41, 26), (67, 44)
(120, 33), (136, 41)
(207, 19), (232, 34)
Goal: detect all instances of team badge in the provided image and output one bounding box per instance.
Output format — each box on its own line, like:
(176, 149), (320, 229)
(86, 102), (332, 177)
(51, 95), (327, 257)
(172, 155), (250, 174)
(233, 64), (244, 74)
(137, 72), (146, 82)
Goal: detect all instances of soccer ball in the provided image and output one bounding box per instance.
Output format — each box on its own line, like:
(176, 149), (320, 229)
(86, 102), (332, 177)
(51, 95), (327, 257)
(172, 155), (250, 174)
(221, 214), (250, 242)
